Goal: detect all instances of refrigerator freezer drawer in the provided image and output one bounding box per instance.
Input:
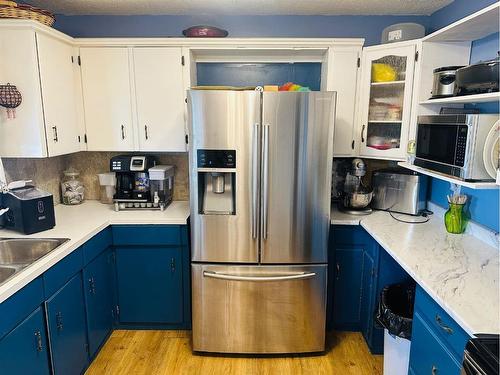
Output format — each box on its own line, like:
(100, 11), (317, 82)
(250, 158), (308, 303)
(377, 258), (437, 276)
(191, 264), (327, 354)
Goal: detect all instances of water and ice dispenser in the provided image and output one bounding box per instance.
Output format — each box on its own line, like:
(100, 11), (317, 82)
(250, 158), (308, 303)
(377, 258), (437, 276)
(197, 150), (236, 215)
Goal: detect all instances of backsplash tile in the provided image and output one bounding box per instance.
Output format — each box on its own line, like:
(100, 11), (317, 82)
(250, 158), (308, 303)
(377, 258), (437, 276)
(2, 152), (190, 204)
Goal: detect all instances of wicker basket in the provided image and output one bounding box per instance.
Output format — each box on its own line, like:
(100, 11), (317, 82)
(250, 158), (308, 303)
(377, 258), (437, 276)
(0, 3), (55, 27)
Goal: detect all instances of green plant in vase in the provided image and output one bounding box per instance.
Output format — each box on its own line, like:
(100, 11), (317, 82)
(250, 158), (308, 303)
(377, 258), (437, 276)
(444, 194), (468, 234)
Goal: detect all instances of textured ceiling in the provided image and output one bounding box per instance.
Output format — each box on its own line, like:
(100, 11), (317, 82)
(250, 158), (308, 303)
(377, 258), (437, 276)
(25, 0), (454, 16)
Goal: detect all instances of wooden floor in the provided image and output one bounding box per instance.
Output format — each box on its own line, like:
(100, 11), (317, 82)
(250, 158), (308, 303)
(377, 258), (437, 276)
(85, 330), (383, 375)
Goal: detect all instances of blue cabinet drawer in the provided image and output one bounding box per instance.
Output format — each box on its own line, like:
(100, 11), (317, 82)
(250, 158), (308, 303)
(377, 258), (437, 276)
(112, 225), (181, 246)
(415, 286), (470, 358)
(409, 312), (461, 375)
(43, 246), (84, 297)
(0, 277), (44, 340)
(332, 225), (372, 246)
(83, 227), (112, 265)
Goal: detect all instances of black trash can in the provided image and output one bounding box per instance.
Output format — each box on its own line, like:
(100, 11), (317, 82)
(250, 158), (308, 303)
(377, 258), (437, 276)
(375, 282), (416, 374)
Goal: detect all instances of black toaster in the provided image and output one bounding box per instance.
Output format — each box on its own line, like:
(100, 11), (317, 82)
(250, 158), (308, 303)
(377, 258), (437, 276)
(454, 57), (499, 96)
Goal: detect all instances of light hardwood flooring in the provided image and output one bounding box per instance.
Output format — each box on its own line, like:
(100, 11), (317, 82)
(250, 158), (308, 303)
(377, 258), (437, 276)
(85, 330), (383, 375)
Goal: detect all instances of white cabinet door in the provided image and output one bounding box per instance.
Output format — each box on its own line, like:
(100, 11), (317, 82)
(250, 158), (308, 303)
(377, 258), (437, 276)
(329, 49), (360, 157)
(37, 33), (80, 156)
(80, 47), (135, 151)
(133, 47), (186, 152)
(0, 29), (46, 157)
(358, 43), (416, 161)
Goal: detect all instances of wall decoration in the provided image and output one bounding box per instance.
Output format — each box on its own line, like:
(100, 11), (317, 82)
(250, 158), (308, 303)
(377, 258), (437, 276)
(0, 83), (22, 119)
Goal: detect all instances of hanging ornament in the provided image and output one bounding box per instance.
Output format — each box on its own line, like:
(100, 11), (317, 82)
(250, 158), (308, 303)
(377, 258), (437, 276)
(0, 83), (22, 119)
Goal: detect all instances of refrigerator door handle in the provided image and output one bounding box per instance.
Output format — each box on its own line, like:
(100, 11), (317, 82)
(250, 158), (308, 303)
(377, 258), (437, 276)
(262, 123), (270, 240)
(252, 123), (260, 239)
(203, 271), (316, 282)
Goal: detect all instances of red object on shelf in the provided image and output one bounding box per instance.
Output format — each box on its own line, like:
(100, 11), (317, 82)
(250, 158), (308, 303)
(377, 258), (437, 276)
(182, 26), (228, 37)
(368, 144), (392, 150)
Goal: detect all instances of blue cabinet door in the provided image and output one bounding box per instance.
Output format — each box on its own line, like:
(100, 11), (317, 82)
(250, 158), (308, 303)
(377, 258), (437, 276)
(331, 247), (364, 330)
(360, 250), (376, 345)
(0, 307), (50, 375)
(409, 312), (461, 375)
(46, 273), (89, 375)
(83, 248), (115, 358)
(115, 246), (183, 324)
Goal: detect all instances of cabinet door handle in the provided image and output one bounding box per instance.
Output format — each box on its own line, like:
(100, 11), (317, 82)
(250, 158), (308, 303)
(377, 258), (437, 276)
(351, 140), (355, 150)
(170, 257), (175, 273)
(52, 126), (58, 142)
(121, 125), (125, 140)
(35, 330), (43, 352)
(336, 262), (341, 280)
(89, 277), (96, 294)
(435, 314), (453, 334)
(361, 124), (365, 143)
(144, 125), (149, 140)
(431, 365), (438, 374)
(56, 312), (63, 331)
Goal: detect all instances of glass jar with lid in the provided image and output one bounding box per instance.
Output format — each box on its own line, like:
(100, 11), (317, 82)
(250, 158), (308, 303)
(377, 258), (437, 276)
(61, 168), (85, 205)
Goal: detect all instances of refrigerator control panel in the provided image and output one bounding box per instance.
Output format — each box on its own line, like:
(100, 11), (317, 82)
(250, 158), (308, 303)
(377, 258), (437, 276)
(197, 150), (236, 168)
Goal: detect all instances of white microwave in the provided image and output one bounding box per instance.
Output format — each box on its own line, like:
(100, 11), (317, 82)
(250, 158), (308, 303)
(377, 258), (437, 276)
(415, 114), (498, 181)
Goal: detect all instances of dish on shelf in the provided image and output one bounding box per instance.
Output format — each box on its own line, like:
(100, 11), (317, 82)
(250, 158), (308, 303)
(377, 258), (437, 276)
(483, 120), (500, 179)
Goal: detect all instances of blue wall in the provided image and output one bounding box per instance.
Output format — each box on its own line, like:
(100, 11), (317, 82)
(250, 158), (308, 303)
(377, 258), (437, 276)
(50, 14), (429, 46)
(427, 0), (499, 232)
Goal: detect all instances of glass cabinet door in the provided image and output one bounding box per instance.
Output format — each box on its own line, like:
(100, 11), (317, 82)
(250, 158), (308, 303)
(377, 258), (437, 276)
(359, 44), (416, 160)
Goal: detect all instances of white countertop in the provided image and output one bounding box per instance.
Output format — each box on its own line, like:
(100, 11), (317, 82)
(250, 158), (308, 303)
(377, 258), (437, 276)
(0, 200), (190, 304)
(331, 205), (500, 336)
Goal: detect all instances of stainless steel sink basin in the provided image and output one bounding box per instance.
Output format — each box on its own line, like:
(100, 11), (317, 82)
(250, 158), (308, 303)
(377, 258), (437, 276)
(0, 267), (16, 284)
(0, 238), (69, 266)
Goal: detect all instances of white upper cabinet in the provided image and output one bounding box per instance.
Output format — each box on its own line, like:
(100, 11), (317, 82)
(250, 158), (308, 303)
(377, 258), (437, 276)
(328, 48), (361, 157)
(36, 33), (81, 156)
(80, 47), (135, 151)
(133, 48), (186, 152)
(0, 28), (81, 157)
(357, 42), (417, 161)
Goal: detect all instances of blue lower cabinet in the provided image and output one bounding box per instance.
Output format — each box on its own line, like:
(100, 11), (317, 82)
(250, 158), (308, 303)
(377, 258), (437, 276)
(0, 306), (50, 375)
(331, 247), (364, 330)
(115, 246), (183, 324)
(83, 248), (115, 358)
(409, 312), (461, 375)
(46, 273), (89, 375)
(360, 250), (377, 347)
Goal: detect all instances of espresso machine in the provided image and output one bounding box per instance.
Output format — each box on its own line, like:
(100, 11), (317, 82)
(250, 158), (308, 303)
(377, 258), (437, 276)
(110, 155), (157, 211)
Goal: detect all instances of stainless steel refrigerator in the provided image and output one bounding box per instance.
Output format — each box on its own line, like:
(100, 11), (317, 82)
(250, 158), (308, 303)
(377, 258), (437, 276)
(188, 89), (336, 354)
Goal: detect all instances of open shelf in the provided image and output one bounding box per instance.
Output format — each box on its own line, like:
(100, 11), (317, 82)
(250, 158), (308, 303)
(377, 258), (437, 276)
(371, 81), (405, 86)
(423, 2), (499, 42)
(420, 92), (500, 105)
(398, 162), (498, 189)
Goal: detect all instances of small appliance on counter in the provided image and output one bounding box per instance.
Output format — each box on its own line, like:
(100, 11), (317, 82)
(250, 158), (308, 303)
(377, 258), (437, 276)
(148, 165), (174, 209)
(455, 56), (499, 96)
(110, 154), (161, 211)
(339, 158), (373, 215)
(0, 185), (55, 234)
(415, 114), (499, 181)
(430, 66), (464, 98)
(372, 168), (428, 215)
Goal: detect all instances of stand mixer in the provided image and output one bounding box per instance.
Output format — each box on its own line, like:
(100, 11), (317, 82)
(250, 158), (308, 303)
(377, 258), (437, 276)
(339, 158), (373, 215)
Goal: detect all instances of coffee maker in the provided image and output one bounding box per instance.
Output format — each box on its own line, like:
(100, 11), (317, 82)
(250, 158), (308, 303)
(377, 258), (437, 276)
(110, 155), (156, 211)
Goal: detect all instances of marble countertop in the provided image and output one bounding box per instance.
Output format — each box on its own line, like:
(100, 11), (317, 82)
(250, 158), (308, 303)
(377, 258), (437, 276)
(0, 200), (190, 304)
(331, 206), (500, 336)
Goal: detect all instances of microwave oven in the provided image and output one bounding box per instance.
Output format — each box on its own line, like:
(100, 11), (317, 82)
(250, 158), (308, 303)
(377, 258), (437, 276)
(415, 114), (498, 181)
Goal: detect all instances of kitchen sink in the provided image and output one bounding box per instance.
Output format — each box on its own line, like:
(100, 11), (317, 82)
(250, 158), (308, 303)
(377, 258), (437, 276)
(0, 238), (69, 285)
(0, 267), (16, 284)
(0, 238), (69, 266)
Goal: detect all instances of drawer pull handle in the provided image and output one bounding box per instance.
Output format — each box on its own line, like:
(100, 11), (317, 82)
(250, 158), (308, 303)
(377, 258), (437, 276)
(431, 365), (438, 374)
(336, 262), (341, 280)
(35, 330), (43, 352)
(435, 314), (453, 334)
(89, 277), (96, 294)
(56, 312), (63, 331)
(203, 271), (316, 282)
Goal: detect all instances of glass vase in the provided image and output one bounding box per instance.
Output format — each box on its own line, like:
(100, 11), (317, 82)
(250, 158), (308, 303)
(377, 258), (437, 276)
(444, 203), (467, 234)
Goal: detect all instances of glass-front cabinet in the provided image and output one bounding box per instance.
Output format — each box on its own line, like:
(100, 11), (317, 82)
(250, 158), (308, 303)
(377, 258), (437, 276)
(358, 43), (417, 160)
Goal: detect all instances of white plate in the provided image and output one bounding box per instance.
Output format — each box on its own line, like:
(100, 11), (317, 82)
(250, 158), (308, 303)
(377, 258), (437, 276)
(483, 119), (500, 179)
